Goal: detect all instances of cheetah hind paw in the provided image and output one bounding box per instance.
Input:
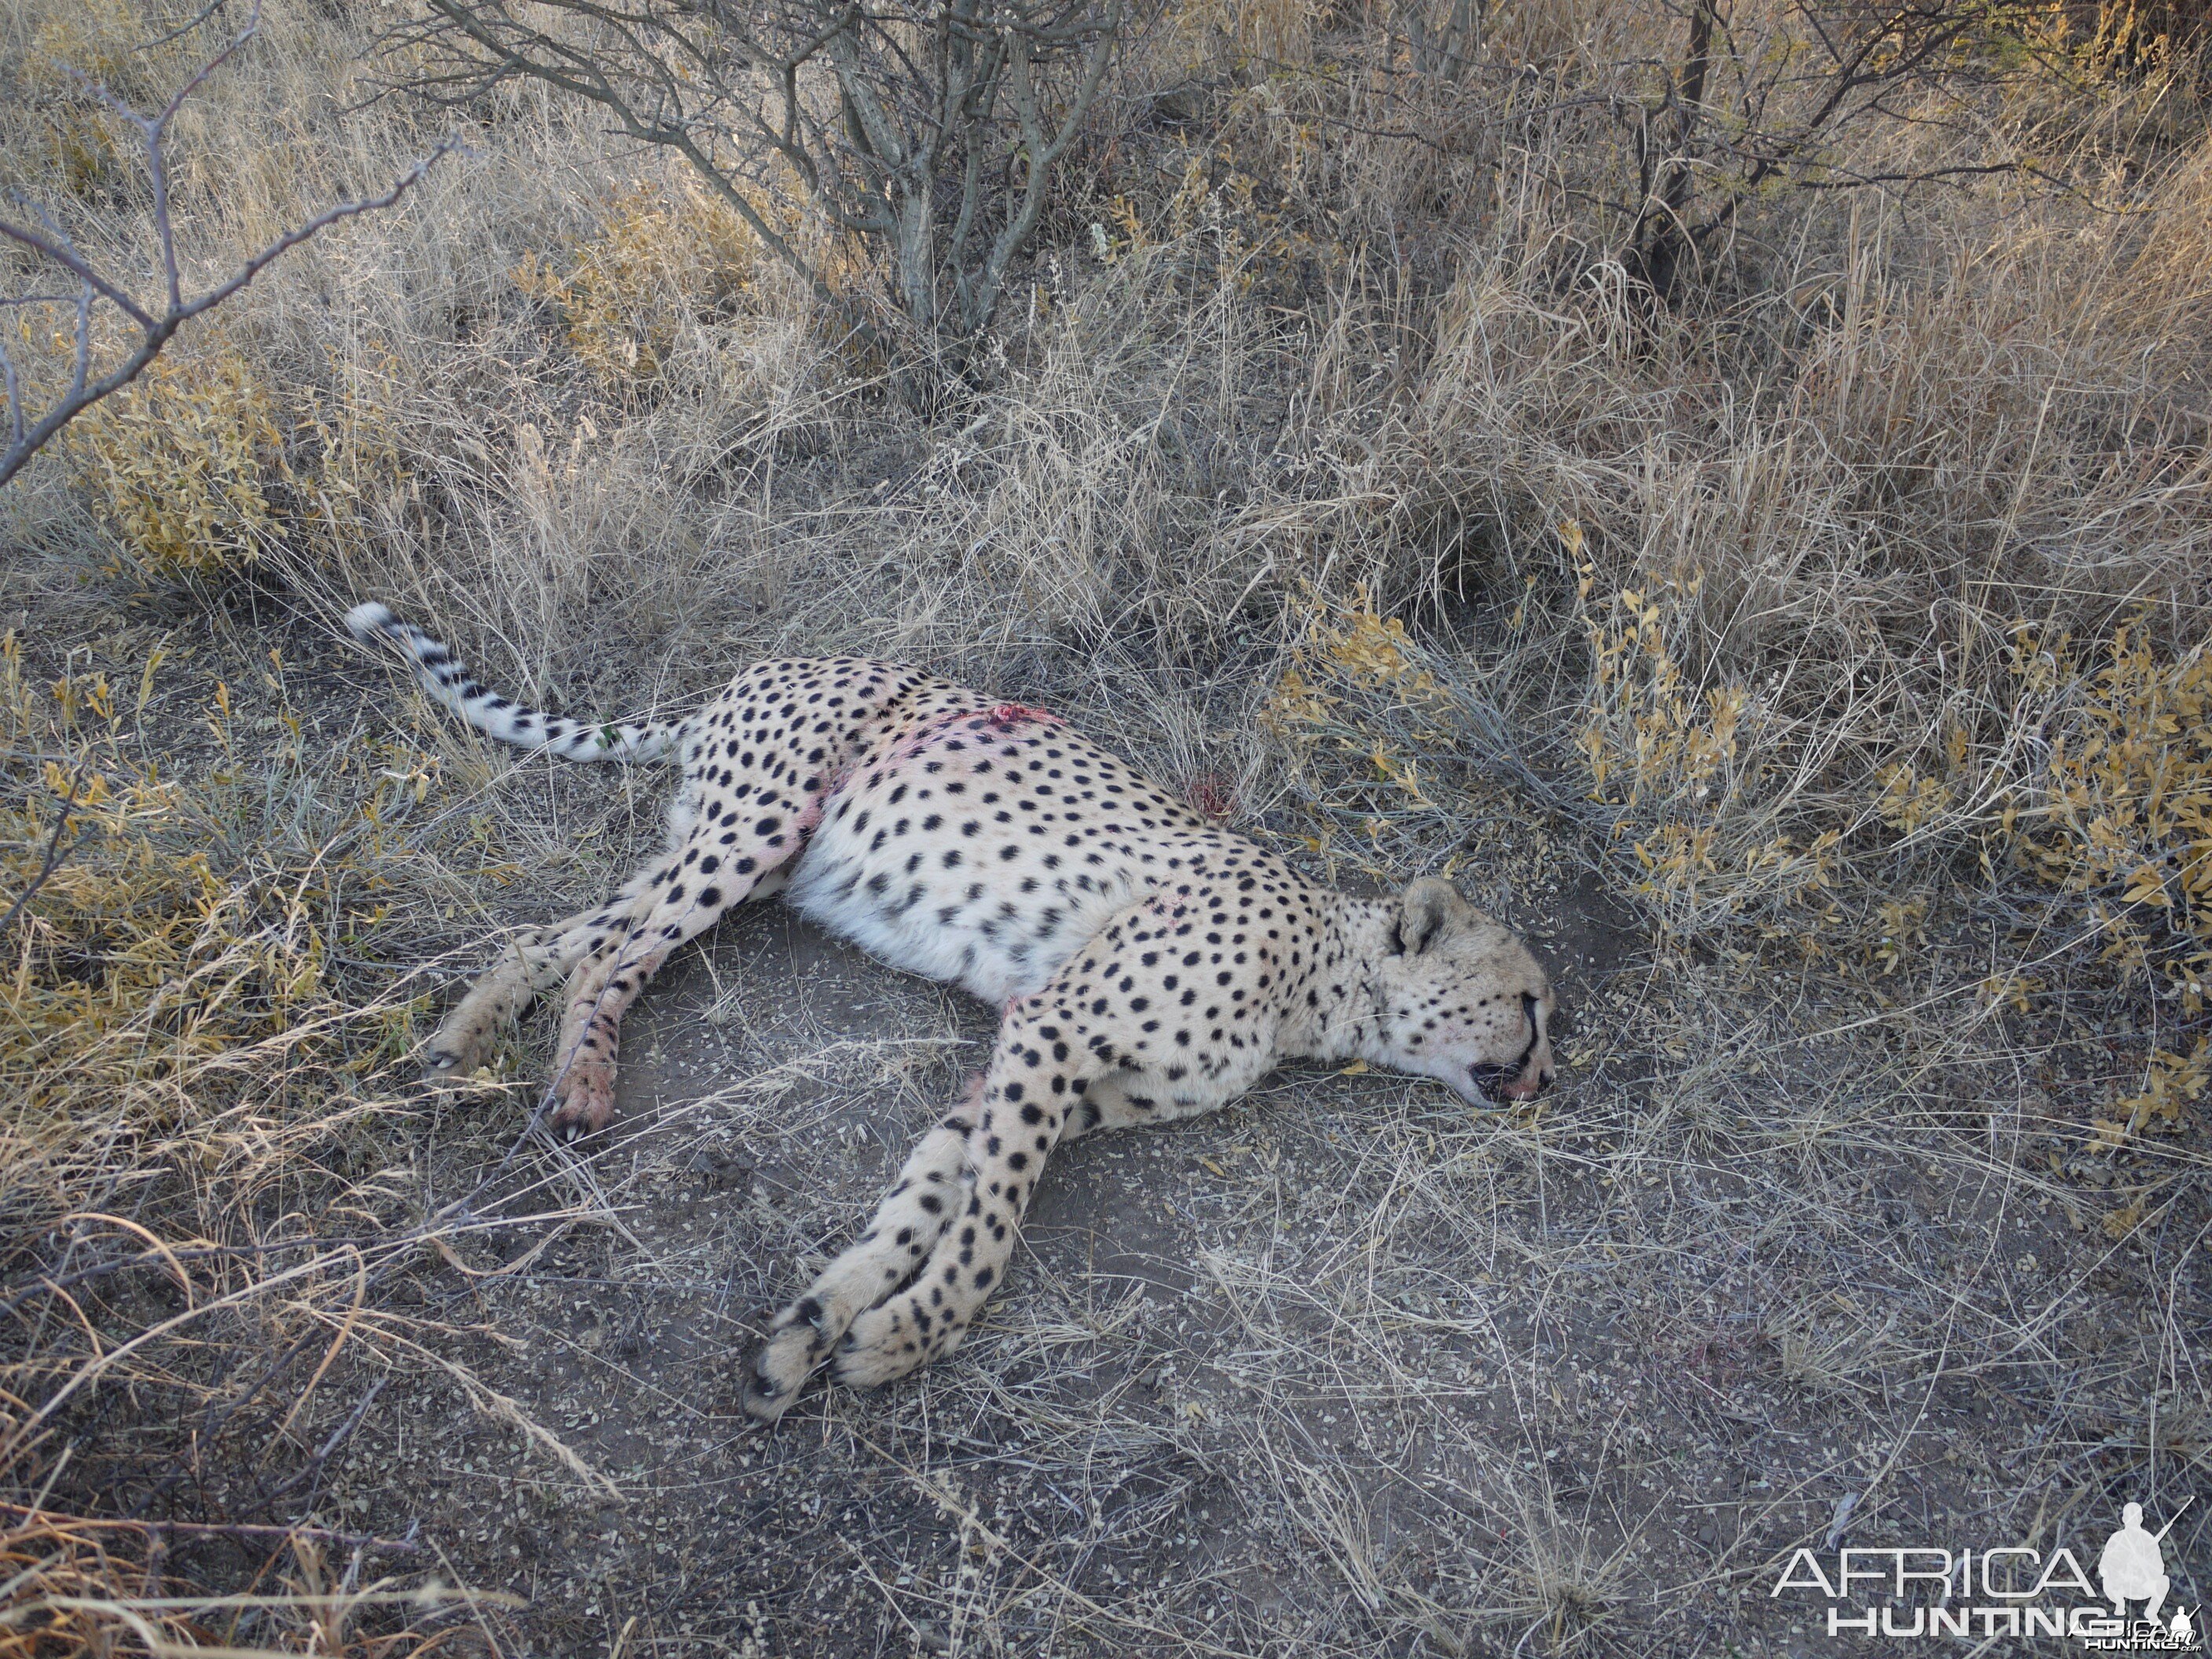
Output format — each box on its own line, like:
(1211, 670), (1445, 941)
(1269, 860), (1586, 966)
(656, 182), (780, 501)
(546, 1057), (616, 1139)
(419, 1031), (482, 1082)
(420, 1002), (502, 1081)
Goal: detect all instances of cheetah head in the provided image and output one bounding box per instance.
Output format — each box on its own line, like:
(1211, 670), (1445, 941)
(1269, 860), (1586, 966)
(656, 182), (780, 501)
(1367, 877), (1557, 1106)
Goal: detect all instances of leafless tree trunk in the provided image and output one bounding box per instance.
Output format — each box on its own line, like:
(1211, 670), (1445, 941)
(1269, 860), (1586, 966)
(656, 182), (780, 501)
(395, 0), (1126, 340)
(0, 1), (452, 491)
(1629, 0), (1716, 303)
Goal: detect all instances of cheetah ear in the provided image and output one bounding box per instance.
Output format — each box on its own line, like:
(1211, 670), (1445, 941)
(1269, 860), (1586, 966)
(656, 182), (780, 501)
(1393, 877), (1470, 955)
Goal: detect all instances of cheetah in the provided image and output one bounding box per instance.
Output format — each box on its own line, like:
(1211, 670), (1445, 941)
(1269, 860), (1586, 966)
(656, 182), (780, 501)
(346, 602), (1558, 1418)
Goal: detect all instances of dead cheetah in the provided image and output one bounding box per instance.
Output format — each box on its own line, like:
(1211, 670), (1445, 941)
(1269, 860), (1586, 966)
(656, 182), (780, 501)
(346, 602), (1558, 1417)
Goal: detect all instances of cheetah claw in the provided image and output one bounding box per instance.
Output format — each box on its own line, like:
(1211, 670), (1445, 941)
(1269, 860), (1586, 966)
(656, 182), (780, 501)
(546, 1063), (615, 1138)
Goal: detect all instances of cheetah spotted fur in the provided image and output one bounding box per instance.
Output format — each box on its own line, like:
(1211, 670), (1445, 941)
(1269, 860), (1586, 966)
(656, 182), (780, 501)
(346, 602), (1558, 1417)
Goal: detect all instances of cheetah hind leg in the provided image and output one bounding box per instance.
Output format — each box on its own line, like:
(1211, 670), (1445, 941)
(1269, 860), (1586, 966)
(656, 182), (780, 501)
(742, 1082), (982, 1421)
(422, 892), (650, 1079)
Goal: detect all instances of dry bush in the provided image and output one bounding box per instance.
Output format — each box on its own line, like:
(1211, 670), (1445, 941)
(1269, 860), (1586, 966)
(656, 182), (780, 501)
(1, 0), (448, 496)
(64, 345), (287, 580)
(0, 633), (386, 1124)
(56, 335), (413, 585)
(398, 0), (1124, 336)
(512, 178), (764, 390)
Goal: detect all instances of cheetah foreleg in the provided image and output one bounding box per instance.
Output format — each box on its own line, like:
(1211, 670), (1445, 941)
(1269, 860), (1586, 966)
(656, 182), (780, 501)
(544, 945), (633, 1135)
(742, 1086), (983, 1420)
(422, 928), (562, 1078)
(832, 1035), (1075, 1390)
(544, 824), (786, 1133)
(424, 910), (624, 1078)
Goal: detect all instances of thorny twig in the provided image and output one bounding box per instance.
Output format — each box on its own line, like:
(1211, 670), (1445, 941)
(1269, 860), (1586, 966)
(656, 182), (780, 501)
(0, 1), (456, 489)
(0, 768), (90, 936)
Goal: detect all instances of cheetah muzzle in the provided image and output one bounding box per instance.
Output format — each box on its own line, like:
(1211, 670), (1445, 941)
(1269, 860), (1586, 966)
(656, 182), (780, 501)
(347, 603), (1559, 1419)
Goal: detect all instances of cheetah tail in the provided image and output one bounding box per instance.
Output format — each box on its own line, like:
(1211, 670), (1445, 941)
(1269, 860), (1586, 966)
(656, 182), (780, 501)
(344, 602), (686, 763)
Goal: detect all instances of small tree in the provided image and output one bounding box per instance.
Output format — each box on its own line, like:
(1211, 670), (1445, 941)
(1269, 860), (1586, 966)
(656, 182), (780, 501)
(0, 2), (449, 490)
(1617, 0), (2025, 303)
(399, 0), (1126, 339)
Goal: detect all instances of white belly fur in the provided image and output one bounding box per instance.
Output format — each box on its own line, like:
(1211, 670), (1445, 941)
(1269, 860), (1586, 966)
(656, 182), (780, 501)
(781, 817), (1137, 1005)
(774, 705), (1199, 1007)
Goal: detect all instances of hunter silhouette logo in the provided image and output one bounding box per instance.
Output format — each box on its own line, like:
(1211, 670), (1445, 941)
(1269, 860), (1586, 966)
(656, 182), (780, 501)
(2053, 1497), (2202, 1654)
(2101, 1503), (2177, 1627)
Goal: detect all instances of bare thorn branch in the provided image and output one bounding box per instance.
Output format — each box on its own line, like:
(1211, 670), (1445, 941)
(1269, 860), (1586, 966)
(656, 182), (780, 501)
(0, 769), (92, 937)
(0, 11), (458, 494)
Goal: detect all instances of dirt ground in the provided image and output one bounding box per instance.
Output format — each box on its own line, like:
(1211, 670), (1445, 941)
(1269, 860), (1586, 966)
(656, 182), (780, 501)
(263, 661), (2202, 1658)
(2, 578), (2199, 1657)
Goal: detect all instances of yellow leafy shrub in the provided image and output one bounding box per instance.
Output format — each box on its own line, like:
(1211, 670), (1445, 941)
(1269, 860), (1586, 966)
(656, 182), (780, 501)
(1262, 592), (1465, 878)
(1262, 591), (1432, 726)
(1874, 760), (1957, 835)
(0, 636), (339, 1126)
(2090, 1038), (2205, 1151)
(68, 347), (287, 580)
(1313, 603), (1441, 695)
(62, 336), (405, 584)
(2007, 621), (2212, 1000)
(515, 178), (760, 386)
(1569, 530), (1843, 936)
(1272, 580), (1858, 921)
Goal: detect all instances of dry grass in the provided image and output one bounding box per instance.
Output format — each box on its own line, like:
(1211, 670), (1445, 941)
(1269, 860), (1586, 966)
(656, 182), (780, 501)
(2, 0), (2209, 1650)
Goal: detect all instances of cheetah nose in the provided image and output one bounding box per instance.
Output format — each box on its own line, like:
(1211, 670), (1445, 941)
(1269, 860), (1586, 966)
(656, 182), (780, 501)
(1498, 1071), (1545, 1101)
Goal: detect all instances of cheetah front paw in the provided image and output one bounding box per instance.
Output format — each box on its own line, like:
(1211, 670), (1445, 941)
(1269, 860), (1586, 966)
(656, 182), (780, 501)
(833, 1304), (941, 1390)
(742, 1319), (829, 1421)
(547, 1057), (616, 1137)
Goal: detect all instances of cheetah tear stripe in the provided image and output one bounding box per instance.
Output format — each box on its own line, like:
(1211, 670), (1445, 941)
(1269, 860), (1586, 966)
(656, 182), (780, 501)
(344, 602), (685, 762)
